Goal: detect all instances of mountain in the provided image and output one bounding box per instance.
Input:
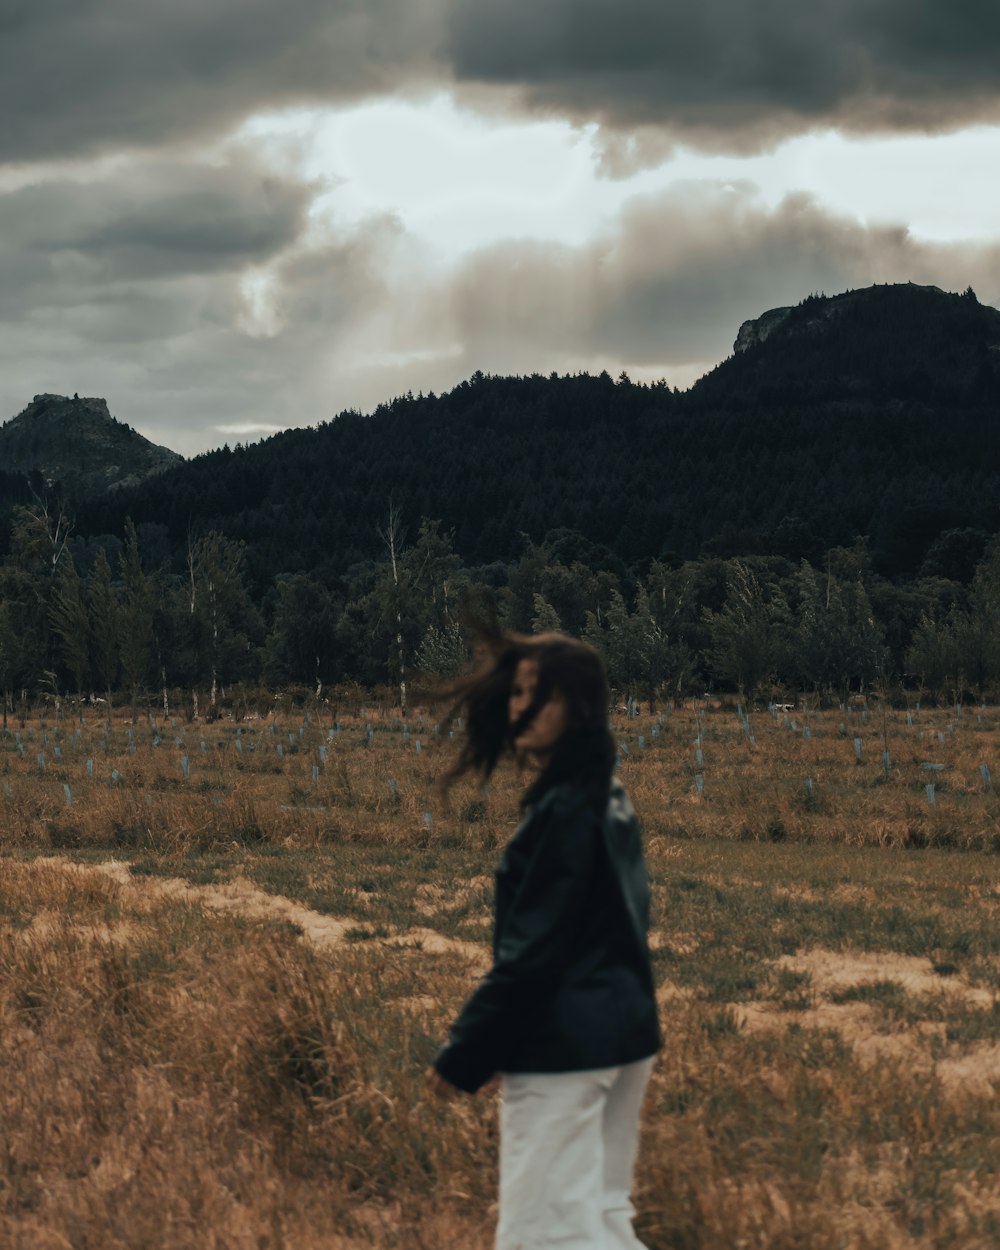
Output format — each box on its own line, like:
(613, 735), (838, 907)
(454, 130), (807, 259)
(0, 393), (183, 498)
(695, 282), (1000, 408)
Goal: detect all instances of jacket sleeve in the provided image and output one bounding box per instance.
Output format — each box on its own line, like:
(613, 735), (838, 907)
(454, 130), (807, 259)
(433, 790), (600, 1093)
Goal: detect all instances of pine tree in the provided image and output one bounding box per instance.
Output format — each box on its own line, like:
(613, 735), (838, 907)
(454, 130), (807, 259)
(118, 520), (154, 718)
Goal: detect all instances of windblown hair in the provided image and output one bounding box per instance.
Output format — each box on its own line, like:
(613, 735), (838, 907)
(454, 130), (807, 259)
(442, 626), (616, 811)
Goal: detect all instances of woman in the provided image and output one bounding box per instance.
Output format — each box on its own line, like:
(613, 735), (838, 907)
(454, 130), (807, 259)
(427, 629), (661, 1250)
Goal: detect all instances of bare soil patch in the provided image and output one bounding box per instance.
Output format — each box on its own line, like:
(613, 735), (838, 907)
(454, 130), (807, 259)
(43, 856), (489, 967)
(777, 948), (994, 1006)
(733, 947), (1000, 1082)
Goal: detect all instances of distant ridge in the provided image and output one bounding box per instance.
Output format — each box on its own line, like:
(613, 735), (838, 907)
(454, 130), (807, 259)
(0, 394), (183, 498)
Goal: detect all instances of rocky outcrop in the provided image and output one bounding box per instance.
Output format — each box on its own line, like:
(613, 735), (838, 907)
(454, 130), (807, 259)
(695, 282), (1000, 411)
(0, 394), (182, 497)
(733, 305), (794, 353)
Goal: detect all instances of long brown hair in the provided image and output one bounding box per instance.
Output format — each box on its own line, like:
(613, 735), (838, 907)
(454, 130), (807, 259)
(442, 625), (616, 811)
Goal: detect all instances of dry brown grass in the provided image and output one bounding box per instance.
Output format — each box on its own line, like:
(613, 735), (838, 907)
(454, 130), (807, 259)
(0, 856), (496, 1249)
(0, 700), (999, 1246)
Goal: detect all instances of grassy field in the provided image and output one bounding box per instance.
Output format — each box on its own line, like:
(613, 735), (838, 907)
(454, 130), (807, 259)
(0, 697), (999, 1248)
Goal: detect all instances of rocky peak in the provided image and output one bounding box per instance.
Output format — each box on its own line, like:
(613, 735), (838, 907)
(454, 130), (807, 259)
(0, 394), (183, 497)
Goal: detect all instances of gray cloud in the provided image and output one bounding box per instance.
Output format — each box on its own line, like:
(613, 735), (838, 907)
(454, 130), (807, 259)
(0, 151), (314, 319)
(6, 1), (1000, 167)
(443, 182), (1000, 374)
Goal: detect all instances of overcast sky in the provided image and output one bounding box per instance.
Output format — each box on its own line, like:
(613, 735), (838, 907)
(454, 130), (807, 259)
(4, 0), (1000, 455)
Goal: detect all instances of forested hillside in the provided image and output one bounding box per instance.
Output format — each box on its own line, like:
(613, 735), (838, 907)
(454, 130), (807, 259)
(74, 282), (1000, 585)
(1, 282), (998, 708)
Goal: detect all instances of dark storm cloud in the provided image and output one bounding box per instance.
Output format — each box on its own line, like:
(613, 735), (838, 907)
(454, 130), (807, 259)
(6, 0), (1000, 165)
(447, 0), (1000, 156)
(0, 0), (445, 162)
(445, 183), (1000, 373)
(0, 152), (313, 316)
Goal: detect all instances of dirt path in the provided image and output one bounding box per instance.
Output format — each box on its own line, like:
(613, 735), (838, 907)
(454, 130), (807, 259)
(43, 856), (490, 969)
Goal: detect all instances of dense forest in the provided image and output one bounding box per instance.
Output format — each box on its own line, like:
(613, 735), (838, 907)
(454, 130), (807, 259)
(1, 282), (998, 710)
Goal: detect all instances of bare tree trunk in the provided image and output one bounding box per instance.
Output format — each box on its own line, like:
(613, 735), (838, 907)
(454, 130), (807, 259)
(209, 576), (218, 712)
(187, 533), (197, 616)
(379, 503), (408, 719)
(188, 532), (200, 723)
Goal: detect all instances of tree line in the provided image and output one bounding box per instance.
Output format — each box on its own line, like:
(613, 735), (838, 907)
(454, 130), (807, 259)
(2, 502), (998, 720)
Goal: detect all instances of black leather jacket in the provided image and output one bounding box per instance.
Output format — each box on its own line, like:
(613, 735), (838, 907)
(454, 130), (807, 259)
(434, 780), (661, 1093)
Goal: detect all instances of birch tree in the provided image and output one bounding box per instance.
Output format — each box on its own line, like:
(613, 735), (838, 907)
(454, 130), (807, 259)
(189, 532), (258, 712)
(49, 559), (90, 712)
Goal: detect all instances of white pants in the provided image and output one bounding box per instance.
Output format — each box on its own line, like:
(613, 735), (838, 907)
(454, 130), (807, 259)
(496, 1055), (655, 1250)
